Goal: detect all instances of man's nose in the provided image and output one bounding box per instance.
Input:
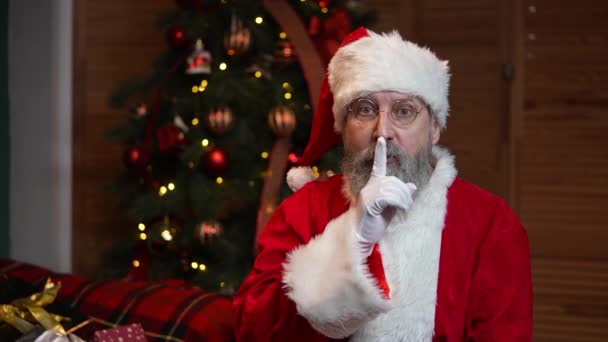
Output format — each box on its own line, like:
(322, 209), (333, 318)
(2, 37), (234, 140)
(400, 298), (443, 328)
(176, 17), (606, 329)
(373, 111), (394, 142)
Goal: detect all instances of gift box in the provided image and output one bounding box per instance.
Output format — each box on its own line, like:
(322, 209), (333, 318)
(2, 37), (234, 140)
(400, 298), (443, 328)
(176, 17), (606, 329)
(93, 323), (147, 342)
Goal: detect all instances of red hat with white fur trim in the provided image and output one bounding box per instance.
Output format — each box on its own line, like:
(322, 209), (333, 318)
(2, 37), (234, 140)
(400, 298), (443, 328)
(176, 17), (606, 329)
(286, 27), (450, 192)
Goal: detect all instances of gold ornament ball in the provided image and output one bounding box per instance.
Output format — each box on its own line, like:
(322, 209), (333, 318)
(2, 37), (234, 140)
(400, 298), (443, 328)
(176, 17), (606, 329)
(268, 105), (296, 137)
(206, 107), (235, 135)
(196, 220), (223, 244)
(224, 25), (252, 56)
(274, 39), (297, 64)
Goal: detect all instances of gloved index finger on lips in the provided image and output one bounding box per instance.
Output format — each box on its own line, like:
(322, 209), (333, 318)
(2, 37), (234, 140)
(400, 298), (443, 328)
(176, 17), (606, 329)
(371, 137), (387, 177)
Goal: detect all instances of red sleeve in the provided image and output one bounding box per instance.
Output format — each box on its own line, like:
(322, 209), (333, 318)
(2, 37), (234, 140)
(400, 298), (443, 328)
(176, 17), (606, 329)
(466, 202), (533, 341)
(232, 206), (333, 342)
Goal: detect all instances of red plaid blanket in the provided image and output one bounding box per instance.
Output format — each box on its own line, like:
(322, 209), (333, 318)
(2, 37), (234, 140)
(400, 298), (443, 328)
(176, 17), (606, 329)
(0, 259), (234, 342)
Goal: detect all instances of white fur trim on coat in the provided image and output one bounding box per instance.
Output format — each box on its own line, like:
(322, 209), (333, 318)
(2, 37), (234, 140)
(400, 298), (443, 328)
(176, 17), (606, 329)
(352, 145), (456, 341)
(328, 30), (451, 132)
(282, 208), (392, 339)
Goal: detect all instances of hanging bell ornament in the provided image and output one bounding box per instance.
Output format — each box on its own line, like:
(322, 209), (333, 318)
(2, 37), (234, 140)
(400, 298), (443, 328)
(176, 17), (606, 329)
(206, 107), (235, 135)
(224, 15), (252, 56)
(268, 105), (296, 137)
(186, 39), (213, 75)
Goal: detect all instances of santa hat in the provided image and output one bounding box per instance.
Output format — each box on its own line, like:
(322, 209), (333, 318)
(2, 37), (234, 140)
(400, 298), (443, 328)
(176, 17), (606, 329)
(287, 27), (450, 192)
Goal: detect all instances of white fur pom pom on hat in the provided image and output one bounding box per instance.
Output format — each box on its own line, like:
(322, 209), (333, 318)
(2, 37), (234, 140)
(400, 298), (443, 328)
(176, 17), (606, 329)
(328, 30), (451, 132)
(286, 166), (316, 192)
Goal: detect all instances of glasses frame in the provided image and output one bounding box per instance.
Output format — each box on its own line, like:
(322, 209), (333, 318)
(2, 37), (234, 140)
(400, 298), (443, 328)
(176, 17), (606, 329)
(347, 97), (426, 127)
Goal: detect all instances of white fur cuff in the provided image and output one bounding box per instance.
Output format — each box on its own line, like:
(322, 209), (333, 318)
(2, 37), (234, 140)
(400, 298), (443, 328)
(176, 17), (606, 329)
(282, 209), (391, 338)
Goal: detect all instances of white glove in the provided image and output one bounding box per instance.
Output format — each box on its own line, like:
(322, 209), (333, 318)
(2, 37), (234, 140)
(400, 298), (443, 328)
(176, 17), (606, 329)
(354, 137), (417, 257)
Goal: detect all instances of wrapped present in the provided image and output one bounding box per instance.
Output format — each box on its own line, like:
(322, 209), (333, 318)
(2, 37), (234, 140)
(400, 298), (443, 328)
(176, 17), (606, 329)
(93, 322), (147, 342)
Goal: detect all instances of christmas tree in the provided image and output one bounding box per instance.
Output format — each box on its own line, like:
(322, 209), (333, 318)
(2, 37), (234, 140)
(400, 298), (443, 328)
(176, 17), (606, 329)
(105, 0), (375, 294)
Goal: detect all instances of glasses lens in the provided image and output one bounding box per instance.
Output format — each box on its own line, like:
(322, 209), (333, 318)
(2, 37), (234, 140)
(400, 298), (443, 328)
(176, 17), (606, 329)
(391, 100), (419, 125)
(350, 99), (377, 121)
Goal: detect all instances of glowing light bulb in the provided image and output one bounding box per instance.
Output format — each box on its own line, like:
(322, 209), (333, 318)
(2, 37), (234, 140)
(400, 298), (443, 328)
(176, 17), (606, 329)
(254, 71), (262, 78)
(219, 62), (227, 70)
(159, 186), (168, 196)
(216, 177), (224, 184)
(192, 85), (199, 93)
(138, 223), (145, 231)
(284, 92), (292, 100)
(192, 118), (199, 126)
(161, 230), (173, 241)
(201, 139), (209, 147)
(261, 151), (269, 159)
(140, 233), (147, 240)
(255, 17), (263, 24)
(132, 260), (140, 267)
(191, 262), (199, 269)
(168, 183), (175, 191)
(279, 32), (287, 39)
(199, 264), (207, 271)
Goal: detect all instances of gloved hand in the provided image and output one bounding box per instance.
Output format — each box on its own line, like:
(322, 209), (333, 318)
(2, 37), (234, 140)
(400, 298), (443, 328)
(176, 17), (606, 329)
(354, 137), (417, 257)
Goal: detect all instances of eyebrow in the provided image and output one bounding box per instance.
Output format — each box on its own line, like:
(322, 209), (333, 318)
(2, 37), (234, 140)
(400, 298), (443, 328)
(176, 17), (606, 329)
(361, 94), (420, 103)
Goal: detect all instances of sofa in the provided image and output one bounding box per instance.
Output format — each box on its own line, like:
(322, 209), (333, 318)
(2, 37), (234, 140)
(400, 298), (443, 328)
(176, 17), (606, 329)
(0, 259), (234, 341)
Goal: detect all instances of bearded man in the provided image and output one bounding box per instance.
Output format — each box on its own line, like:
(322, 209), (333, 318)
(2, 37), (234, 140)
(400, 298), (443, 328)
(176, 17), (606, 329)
(233, 27), (533, 342)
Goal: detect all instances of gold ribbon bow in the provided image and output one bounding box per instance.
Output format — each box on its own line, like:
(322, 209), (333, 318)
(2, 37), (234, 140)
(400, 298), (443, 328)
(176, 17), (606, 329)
(0, 278), (69, 334)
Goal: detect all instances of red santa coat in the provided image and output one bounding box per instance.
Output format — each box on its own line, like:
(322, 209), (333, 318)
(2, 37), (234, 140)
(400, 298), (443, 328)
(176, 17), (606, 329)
(233, 147), (532, 341)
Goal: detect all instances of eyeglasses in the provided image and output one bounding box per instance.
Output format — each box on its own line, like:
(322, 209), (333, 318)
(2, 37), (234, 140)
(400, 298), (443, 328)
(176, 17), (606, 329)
(347, 97), (425, 127)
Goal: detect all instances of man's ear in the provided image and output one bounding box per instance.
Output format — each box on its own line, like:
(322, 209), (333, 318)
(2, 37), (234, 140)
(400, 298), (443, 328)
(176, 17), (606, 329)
(432, 117), (441, 144)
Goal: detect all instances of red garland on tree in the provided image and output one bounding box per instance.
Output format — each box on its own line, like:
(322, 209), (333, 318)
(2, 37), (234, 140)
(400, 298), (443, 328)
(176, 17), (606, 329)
(157, 124), (186, 152)
(166, 24), (189, 50)
(202, 147), (229, 175)
(123, 145), (150, 173)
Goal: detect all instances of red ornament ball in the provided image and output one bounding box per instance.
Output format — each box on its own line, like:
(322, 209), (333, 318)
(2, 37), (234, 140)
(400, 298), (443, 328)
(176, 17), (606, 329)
(166, 24), (189, 50)
(123, 145), (150, 173)
(202, 147), (229, 175)
(268, 105), (296, 137)
(206, 107), (235, 135)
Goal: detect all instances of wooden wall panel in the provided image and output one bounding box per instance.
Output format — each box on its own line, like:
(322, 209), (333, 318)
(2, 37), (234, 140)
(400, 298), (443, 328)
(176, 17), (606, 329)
(367, 0), (510, 200)
(515, 0), (608, 340)
(72, 0), (174, 276)
(417, 0), (510, 200)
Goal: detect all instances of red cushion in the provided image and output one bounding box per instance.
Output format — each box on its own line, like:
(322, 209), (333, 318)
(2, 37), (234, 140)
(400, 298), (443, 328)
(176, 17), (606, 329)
(0, 259), (234, 341)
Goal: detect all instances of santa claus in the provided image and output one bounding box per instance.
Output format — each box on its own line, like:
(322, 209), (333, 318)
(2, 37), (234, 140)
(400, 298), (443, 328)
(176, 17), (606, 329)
(233, 27), (532, 341)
